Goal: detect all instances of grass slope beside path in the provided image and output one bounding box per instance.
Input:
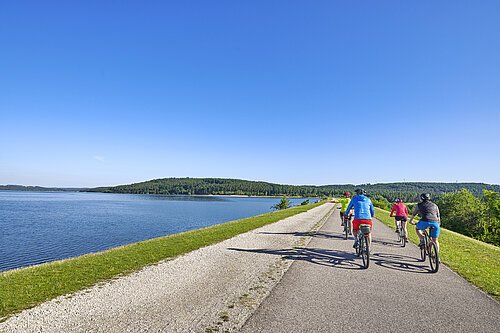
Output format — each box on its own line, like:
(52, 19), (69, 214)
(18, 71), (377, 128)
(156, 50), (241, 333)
(375, 207), (500, 300)
(0, 201), (326, 320)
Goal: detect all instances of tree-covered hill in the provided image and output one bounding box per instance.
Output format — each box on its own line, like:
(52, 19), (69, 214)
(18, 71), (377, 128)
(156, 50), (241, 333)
(87, 178), (500, 201)
(0, 185), (84, 192)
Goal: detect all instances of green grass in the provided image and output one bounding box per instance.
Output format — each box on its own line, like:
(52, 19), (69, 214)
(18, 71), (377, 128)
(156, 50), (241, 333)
(0, 201), (325, 320)
(375, 207), (500, 300)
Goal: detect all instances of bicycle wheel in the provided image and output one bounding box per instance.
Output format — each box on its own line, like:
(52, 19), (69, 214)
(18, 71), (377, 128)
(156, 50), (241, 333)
(400, 228), (406, 247)
(361, 236), (370, 268)
(344, 221), (348, 240)
(429, 241), (440, 273)
(356, 235), (361, 256)
(396, 226), (401, 242)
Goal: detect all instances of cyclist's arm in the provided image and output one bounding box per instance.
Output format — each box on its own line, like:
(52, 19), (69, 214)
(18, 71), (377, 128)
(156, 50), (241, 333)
(344, 200), (354, 217)
(390, 205), (396, 217)
(370, 201), (375, 218)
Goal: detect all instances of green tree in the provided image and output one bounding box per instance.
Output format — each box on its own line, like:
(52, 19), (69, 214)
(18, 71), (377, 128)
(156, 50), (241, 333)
(371, 196), (391, 210)
(437, 189), (485, 238)
(272, 197), (291, 210)
(481, 190), (500, 245)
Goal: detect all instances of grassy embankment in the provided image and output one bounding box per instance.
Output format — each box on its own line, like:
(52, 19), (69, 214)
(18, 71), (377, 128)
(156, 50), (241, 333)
(0, 201), (325, 320)
(375, 207), (500, 300)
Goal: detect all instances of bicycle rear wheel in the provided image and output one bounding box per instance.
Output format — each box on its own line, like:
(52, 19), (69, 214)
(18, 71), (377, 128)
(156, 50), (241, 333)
(429, 241), (440, 273)
(396, 226), (401, 242)
(400, 228), (406, 247)
(361, 236), (370, 268)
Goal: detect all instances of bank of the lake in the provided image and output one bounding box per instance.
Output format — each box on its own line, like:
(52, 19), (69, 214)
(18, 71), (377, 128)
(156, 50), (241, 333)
(0, 201), (325, 320)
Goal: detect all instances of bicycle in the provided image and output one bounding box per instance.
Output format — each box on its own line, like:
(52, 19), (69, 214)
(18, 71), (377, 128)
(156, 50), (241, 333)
(355, 224), (371, 269)
(419, 228), (440, 273)
(343, 214), (352, 240)
(395, 219), (407, 247)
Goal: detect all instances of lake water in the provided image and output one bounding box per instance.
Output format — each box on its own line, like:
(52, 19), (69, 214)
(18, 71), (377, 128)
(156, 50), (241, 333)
(0, 191), (315, 272)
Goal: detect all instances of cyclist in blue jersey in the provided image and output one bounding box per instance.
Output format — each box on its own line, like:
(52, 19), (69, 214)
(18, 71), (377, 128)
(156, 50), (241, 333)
(344, 189), (375, 248)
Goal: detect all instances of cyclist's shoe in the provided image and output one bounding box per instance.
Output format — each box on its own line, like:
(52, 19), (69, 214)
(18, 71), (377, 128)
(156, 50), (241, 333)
(353, 239), (358, 248)
(341, 222), (344, 226)
(395, 229), (399, 233)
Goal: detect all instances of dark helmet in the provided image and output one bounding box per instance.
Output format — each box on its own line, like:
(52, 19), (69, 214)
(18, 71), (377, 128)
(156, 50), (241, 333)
(344, 191), (351, 197)
(396, 198), (402, 203)
(420, 193), (431, 201)
(355, 188), (366, 195)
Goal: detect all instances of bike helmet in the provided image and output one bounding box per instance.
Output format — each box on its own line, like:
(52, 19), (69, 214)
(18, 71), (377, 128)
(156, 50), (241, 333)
(344, 191), (351, 197)
(420, 193), (431, 201)
(355, 188), (366, 195)
(396, 198), (402, 203)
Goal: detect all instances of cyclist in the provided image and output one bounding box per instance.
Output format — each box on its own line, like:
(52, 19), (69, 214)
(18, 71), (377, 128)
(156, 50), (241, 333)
(390, 198), (409, 240)
(344, 188), (375, 248)
(408, 193), (441, 252)
(339, 192), (352, 226)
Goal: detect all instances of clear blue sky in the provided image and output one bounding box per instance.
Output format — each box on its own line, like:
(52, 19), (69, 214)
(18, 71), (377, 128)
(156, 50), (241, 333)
(1, 1), (499, 187)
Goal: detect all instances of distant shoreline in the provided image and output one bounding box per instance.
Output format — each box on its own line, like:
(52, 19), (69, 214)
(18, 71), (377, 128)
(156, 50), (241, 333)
(0, 189), (308, 199)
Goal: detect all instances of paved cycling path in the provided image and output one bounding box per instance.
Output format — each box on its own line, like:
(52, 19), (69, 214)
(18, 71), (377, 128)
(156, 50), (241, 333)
(239, 208), (500, 332)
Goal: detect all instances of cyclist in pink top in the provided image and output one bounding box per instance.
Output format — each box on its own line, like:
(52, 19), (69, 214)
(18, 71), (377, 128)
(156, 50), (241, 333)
(390, 199), (409, 241)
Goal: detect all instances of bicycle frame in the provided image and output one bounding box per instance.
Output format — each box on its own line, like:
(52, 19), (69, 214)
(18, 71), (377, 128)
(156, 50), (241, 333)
(343, 215), (352, 239)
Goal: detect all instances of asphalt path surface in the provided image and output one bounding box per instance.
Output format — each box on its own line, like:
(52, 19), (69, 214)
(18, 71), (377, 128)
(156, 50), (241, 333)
(240, 207), (500, 333)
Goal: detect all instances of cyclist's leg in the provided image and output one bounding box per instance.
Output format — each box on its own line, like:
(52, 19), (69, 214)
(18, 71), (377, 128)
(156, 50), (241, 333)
(432, 238), (440, 252)
(340, 211), (344, 226)
(367, 221), (373, 247)
(352, 219), (361, 247)
(402, 220), (408, 240)
(415, 221), (428, 245)
(429, 222), (441, 252)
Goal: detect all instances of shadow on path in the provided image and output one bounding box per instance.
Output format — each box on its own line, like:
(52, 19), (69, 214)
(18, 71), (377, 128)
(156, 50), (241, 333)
(257, 231), (346, 241)
(372, 252), (430, 273)
(227, 247), (432, 274)
(371, 237), (403, 247)
(228, 247), (364, 270)
(258, 231), (404, 246)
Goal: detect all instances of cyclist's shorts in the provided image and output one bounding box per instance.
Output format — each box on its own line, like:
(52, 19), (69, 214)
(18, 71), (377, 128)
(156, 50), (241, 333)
(395, 216), (407, 222)
(416, 221), (440, 238)
(352, 219), (372, 231)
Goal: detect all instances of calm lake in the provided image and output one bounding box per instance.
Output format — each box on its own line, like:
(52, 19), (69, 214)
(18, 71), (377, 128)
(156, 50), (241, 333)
(0, 191), (315, 272)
